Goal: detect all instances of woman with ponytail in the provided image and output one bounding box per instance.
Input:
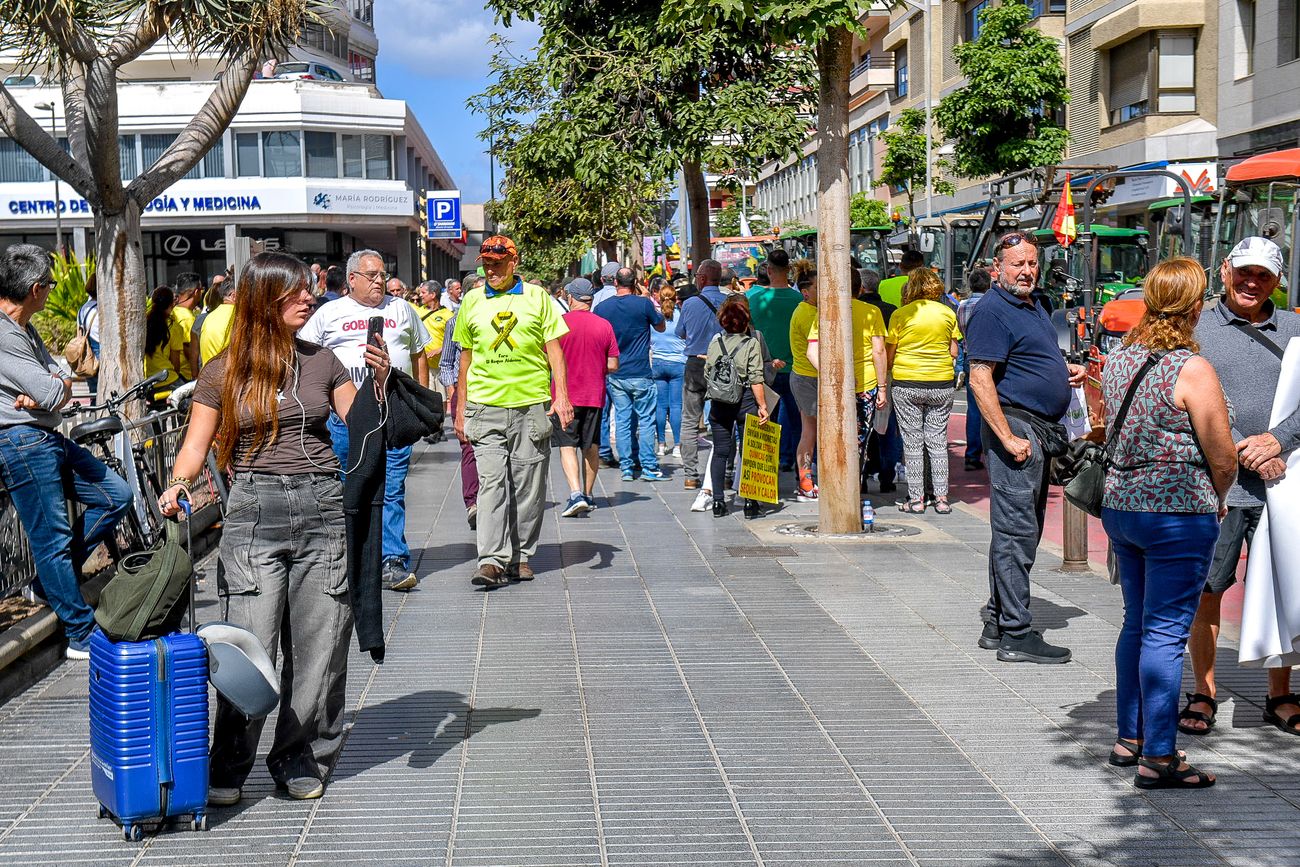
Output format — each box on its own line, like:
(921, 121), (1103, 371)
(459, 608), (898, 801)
(157, 251), (391, 806)
(1100, 256), (1237, 790)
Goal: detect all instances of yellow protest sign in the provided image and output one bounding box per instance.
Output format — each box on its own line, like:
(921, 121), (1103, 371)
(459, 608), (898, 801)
(738, 416), (782, 505)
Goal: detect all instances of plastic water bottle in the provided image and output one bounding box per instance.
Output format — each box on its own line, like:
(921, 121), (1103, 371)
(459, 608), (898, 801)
(861, 499), (875, 531)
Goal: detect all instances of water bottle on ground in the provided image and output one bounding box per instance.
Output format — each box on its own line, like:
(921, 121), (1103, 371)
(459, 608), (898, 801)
(861, 499), (875, 531)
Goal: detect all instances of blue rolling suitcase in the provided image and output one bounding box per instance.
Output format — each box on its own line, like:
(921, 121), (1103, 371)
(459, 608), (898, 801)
(89, 629), (210, 841)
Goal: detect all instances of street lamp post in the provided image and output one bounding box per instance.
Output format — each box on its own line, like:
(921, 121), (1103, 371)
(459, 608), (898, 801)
(897, 0), (933, 220)
(33, 101), (62, 254)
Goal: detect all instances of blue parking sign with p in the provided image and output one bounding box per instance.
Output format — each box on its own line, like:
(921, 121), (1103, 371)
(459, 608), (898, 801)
(426, 190), (461, 239)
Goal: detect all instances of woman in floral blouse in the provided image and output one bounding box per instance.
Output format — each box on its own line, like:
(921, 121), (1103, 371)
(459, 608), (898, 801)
(1101, 257), (1238, 790)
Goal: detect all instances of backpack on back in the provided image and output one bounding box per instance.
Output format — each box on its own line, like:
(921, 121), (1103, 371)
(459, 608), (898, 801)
(704, 334), (745, 404)
(64, 306), (99, 378)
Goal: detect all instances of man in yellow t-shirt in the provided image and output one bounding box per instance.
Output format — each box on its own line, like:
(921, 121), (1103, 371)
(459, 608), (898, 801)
(199, 278), (237, 364)
(877, 249), (925, 308)
(453, 235), (572, 589)
(415, 279), (455, 357)
(805, 269), (889, 495)
(787, 277), (820, 501)
(171, 272), (203, 380)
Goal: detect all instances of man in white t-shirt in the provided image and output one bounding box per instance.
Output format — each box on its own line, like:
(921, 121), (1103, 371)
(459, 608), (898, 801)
(300, 249), (431, 592)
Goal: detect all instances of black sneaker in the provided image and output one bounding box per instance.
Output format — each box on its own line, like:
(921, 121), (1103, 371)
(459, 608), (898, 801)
(600, 455), (619, 469)
(879, 482), (897, 494)
(964, 458), (985, 471)
(997, 630), (1071, 664)
(978, 622), (1000, 650)
(383, 560), (418, 592)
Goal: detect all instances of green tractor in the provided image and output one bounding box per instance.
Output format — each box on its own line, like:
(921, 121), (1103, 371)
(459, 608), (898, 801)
(1147, 195), (1216, 267)
(1035, 224), (1151, 305)
(780, 224), (898, 274)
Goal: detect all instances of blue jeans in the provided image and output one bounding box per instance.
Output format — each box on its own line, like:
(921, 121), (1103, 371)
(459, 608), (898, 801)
(964, 384), (983, 461)
(607, 377), (659, 475)
(651, 359), (685, 446)
(599, 394), (613, 460)
(87, 336), (100, 396)
(771, 371), (801, 467)
(0, 426), (131, 641)
(327, 414), (412, 568)
(1103, 508), (1220, 756)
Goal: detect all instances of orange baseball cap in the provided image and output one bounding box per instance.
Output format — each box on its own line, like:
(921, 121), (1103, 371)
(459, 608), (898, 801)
(477, 235), (518, 262)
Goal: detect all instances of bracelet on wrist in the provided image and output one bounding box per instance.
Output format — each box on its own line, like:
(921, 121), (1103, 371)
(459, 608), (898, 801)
(167, 477), (192, 492)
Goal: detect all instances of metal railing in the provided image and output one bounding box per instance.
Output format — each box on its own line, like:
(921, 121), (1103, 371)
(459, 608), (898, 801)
(0, 407), (218, 600)
(849, 53), (894, 80)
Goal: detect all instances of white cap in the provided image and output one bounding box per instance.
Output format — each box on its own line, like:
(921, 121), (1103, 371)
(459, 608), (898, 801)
(1228, 237), (1285, 277)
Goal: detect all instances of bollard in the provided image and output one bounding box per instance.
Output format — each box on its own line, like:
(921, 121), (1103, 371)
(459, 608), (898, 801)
(1060, 499), (1090, 572)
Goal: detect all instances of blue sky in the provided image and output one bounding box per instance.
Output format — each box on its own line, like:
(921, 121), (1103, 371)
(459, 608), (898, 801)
(373, 0), (539, 204)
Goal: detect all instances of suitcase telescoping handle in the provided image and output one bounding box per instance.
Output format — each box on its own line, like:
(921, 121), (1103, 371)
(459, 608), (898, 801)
(177, 494), (195, 634)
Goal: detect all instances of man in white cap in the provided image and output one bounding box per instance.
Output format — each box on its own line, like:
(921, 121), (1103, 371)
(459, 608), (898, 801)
(1180, 236), (1300, 739)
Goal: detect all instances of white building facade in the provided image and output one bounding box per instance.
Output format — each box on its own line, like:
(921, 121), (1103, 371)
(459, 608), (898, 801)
(0, 0), (462, 284)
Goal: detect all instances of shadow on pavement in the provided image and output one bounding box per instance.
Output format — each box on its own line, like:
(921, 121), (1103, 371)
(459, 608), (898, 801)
(1031, 597), (1089, 633)
(532, 539), (622, 573)
(331, 689), (541, 780)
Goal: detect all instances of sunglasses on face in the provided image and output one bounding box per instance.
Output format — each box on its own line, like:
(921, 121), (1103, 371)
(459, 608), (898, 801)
(480, 244), (513, 256)
(355, 270), (387, 283)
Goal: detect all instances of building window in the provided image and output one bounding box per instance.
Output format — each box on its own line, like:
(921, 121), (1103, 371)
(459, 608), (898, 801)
(341, 134), (364, 178)
(138, 133), (223, 179)
(119, 135), (137, 181)
(1026, 0), (1066, 17)
(965, 0), (989, 41)
(1286, 0), (1300, 63)
(300, 23), (350, 60)
(262, 131), (301, 177)
(1156, 31), (1197, 112)
(350, 0), (373, 23)
(305, 131), (338, 177)
(1108, 36), (1150, 124)
(1236, 0), (1256, 77)
(0, 138), (43, 182)
(349, 51), (376, 83)
(364, 134), (391, 179)
(896, 51), (909, 98)
(236, 132), (260, 177)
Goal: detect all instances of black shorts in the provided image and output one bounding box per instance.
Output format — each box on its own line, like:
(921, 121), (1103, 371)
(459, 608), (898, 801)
(1203, 505), (1263, 594)
(551, 404), (603, 449)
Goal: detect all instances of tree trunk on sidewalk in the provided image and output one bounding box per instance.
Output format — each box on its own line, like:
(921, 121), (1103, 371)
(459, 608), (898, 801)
(815, 27), (860, 535)
(683, 160), (712, 267)
(93, 205), (147, 406)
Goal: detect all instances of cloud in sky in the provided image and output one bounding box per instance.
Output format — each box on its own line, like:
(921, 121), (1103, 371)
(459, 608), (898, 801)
(374, 0), (539, 202)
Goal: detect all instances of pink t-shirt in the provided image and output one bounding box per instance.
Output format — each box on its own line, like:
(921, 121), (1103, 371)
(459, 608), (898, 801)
(553, 309), (619, 407)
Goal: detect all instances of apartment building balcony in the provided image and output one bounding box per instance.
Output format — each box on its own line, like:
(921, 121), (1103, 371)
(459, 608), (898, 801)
(850, 54), (895, 98)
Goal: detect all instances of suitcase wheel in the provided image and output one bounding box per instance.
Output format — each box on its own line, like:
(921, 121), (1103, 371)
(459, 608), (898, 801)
(96, 805), (106, 820)
(189, 814), (208, 832)
(124, 824), (143, 842)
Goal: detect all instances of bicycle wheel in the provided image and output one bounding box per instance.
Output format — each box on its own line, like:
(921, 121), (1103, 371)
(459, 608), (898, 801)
(133, 445), (167, 547)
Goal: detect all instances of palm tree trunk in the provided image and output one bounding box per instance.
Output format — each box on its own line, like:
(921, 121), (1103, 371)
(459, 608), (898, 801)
(93, 204), (147, 405)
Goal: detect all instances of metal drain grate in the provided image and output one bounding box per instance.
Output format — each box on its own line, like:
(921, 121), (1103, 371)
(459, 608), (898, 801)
(725, 545), (799, 558)
(774, 522), (922, 540)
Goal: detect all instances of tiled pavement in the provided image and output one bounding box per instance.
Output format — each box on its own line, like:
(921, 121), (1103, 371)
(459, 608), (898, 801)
(3, 441), (1300, 866)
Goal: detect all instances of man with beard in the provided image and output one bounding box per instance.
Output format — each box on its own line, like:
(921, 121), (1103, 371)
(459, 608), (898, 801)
(965, 232), (1086, 665)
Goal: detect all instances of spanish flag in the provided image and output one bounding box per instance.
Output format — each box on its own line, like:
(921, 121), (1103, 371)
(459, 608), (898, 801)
(1052, 174), (1077, 247)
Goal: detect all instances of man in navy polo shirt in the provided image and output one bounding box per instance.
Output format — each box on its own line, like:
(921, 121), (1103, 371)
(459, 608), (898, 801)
(965, 231), (1085, 665)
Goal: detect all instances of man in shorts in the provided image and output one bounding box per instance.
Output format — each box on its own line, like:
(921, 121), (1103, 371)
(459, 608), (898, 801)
(551, 277), (620, 515)
(1183, 237), (1300, 733)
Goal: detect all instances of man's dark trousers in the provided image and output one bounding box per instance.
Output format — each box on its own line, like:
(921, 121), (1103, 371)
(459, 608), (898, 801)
(979, 414), (1050, 636)
(771, 371), (801, 468)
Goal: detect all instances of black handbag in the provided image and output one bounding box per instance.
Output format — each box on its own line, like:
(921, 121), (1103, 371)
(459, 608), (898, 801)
(1061, 353), (1165, 517)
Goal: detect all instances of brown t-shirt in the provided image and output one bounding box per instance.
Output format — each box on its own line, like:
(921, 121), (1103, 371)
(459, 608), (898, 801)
(193, 341), (350, 474)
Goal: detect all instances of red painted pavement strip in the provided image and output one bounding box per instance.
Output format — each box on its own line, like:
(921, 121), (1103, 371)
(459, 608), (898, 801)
(945, 410), (1245, 626)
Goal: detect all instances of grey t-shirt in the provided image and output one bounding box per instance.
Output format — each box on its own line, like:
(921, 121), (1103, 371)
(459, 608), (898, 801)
(0, 311), (67, 430)
(193, 341), (350, 475)
(1195, 299), (1300, 507)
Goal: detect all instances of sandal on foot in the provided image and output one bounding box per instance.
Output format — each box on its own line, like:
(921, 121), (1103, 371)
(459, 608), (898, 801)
(1134, 757), (1215, 790)
(933, 498), (953, 515)
(1109, 740), (1184, 768)
(897, 499), (926, 514)
(1177, 692), (1218, 735)
(1264, 693), (1300, 736)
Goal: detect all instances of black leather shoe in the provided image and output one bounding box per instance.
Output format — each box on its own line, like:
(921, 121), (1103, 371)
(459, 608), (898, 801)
(978, 621), (1000, 650)
(879, 482), (897, 494)
(712, 500), (728, 518)
(743, 500), (761, 519)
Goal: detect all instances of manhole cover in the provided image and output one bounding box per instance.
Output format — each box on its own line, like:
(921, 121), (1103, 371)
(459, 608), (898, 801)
(773, 522), (922, 540)
(725, 545), (799, 558)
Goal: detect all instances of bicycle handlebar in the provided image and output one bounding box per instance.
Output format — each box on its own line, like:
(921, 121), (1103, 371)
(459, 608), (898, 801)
(65, 370), (171, 416)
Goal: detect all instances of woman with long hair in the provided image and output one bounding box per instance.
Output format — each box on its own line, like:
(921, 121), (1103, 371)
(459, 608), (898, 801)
(887, 268), (961, 514)
(1101, 257), (1236, 789)
(651, 285), (686, 456)
(143, 285), (184, 393)
(158, 251), (391, 805)
(706, 295), (770, 518)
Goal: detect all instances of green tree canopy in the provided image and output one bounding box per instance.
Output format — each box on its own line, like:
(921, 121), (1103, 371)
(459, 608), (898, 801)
(875, 108), (955, 223)
(474, 1), (817, 264)
(934, 2), (1070, 179)
(850, 192), (889, 227)
(712, 203), (772, 238)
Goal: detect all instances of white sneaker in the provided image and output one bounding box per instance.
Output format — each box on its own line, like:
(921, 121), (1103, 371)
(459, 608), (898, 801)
(670, 446), (680, 457)
(691, 490), (714, 512)
(656, 442), (666, 456)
